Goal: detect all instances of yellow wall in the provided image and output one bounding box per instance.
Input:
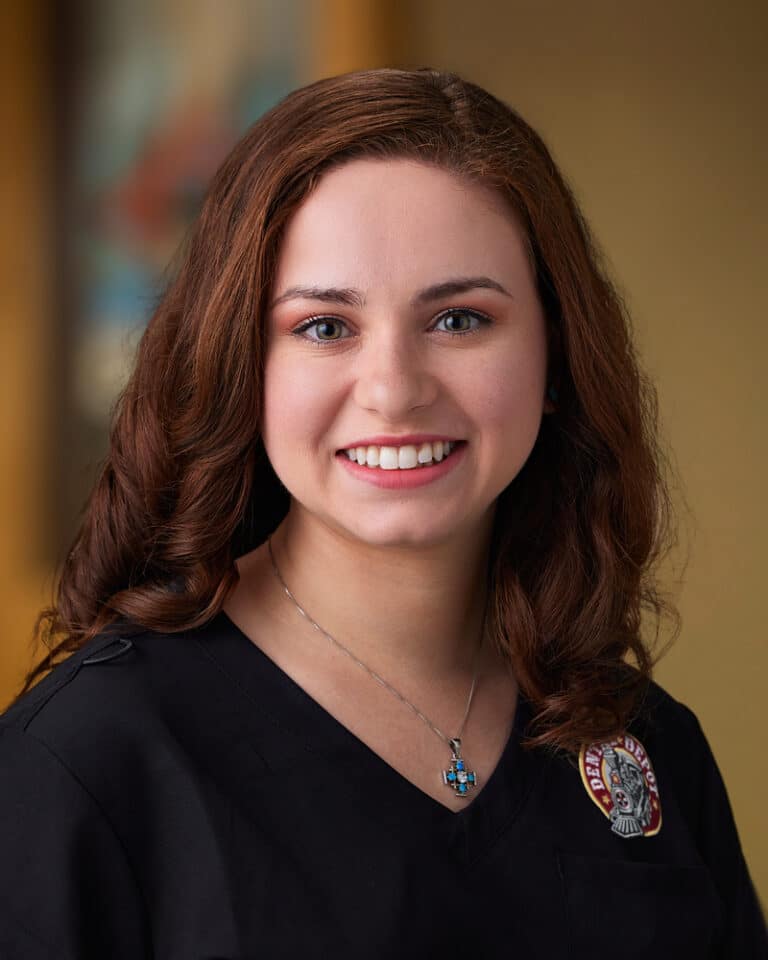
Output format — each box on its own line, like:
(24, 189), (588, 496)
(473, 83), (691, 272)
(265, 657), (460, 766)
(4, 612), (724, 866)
(1, 0), (765, 907)
(0, 0), (53, 701)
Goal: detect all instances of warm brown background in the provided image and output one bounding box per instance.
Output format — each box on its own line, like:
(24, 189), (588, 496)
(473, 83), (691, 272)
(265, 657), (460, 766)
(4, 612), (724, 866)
(2, 0), (765, 906)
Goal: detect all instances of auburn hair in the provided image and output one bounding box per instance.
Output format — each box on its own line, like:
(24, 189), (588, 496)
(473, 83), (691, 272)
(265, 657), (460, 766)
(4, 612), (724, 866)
(15, 67), (687, 754)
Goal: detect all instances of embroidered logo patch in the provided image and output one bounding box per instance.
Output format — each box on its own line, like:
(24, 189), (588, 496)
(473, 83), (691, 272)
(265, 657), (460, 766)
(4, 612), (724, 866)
(579, 734), (661, 838)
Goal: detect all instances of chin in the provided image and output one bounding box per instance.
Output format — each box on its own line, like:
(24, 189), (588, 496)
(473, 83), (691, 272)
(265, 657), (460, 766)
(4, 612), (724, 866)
(327, 513), (473, 551)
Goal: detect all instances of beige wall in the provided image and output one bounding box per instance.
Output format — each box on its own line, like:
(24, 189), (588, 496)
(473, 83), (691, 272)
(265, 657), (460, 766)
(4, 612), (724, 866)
(395, 0), (767, 903)
(1, 0), (765, 907)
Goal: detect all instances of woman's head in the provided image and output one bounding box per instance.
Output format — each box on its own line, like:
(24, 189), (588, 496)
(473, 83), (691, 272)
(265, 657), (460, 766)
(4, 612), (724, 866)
(22, 68), (683, 752)
(262, 156), (551, 551)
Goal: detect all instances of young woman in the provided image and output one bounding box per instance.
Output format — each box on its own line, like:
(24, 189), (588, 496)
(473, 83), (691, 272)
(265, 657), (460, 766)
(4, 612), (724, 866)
(1, 67), (765, 958)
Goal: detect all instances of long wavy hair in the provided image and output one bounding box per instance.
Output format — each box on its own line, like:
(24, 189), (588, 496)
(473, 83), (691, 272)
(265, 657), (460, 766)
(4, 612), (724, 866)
(14, 67), (688, 754)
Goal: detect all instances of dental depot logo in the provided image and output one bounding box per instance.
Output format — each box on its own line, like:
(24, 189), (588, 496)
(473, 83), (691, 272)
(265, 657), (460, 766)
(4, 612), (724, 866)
(578, 733), (662, 838)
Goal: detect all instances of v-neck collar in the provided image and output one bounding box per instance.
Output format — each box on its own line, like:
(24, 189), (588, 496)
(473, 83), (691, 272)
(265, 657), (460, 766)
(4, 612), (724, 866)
(197, 610), (540, 864)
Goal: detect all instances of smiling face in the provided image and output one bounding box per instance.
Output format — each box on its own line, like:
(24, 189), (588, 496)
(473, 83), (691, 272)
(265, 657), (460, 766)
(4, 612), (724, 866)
(261, 158), (552, 550)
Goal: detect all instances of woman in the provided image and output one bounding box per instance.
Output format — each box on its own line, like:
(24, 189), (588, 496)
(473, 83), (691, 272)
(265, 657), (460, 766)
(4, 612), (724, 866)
(1, 67), (765, 958)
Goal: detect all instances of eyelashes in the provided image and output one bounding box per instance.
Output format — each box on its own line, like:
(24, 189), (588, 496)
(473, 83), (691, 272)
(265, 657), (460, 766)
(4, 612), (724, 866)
(291, 307), (493, 346)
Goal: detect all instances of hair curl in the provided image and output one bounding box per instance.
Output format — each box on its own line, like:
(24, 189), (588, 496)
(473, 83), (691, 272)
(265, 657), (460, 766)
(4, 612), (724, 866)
(14, 67), (690, 754)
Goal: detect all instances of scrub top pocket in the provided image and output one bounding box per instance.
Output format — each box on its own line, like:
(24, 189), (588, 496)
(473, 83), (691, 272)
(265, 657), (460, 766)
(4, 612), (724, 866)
(558, 851), (723, 959)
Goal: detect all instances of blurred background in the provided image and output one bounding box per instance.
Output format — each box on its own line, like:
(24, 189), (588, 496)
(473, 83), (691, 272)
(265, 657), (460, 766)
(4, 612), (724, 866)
(1, 0), (765, 903)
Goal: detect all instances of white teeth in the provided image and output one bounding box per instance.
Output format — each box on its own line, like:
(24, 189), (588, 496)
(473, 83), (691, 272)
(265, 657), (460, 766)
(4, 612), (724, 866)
(379, 447), (399, 470)
(343, 440), (458, 470)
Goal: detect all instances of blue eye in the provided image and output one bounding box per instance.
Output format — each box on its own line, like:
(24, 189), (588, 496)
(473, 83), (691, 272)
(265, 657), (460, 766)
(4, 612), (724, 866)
(291, 307), (492, 346)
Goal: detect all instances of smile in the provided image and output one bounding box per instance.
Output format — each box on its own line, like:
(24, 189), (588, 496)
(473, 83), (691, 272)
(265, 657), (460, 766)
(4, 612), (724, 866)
(341, 440), (458, 471)
(335, 441), (467, 491)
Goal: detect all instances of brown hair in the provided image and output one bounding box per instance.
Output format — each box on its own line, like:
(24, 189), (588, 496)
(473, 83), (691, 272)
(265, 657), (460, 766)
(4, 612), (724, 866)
(15, 67), (688, 753)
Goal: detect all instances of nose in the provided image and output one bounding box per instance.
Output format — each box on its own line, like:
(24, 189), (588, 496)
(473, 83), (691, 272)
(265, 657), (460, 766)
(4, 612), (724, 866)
(352, 327), (438, 419)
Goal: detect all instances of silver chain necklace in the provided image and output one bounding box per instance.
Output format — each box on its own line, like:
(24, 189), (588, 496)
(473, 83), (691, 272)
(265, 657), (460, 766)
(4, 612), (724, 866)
(267, 537), (483, 799)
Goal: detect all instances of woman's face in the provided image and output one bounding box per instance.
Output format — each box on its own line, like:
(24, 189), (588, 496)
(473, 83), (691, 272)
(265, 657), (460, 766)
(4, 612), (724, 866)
(261, 158), (551, 550)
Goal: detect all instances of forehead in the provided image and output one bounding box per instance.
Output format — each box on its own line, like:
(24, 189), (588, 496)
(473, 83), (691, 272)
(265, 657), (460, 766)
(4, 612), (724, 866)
(272, 158), (532, 292)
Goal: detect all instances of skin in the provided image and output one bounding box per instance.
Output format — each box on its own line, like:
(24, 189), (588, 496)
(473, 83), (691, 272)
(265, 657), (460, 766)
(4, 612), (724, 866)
(225, 159), (553, 782)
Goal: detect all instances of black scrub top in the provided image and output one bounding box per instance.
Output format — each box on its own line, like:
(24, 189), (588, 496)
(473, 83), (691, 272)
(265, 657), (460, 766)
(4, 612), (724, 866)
(0, 611), (765, 959)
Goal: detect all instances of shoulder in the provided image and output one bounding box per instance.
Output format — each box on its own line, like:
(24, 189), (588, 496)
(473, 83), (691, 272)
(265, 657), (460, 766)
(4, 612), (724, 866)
(3, 623), (176, 723)
(621, 675), (719, 799)
(0, 625), (184, 955)
(0, 610), (281, 824)
(608, 671), (708, 750)
(0, 620), (219, 789)
(2, 628), (141, 731)
(560, 673), (711, 772)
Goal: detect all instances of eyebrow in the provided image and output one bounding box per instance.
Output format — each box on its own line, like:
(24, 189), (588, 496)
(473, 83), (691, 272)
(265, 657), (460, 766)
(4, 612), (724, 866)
(268, 276), (514, 310)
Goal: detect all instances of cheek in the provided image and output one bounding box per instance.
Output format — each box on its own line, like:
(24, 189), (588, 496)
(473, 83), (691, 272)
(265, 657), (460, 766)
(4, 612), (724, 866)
(261, 354), (336, 451)
(469, 348), (547, 430)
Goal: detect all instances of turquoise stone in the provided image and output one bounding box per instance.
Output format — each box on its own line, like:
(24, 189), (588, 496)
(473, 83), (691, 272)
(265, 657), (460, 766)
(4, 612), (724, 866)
(442, 747), (477, 798)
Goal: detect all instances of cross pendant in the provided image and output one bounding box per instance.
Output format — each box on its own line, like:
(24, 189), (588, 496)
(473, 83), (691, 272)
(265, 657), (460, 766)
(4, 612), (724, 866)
(441, 737), (478, 798)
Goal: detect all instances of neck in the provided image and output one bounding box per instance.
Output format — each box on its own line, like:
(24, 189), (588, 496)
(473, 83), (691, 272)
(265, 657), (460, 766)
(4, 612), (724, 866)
(261, 503), (497, 685)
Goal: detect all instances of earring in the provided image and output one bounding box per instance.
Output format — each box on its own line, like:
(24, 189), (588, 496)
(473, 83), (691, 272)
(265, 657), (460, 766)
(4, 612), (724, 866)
(546, 384), (559, 404)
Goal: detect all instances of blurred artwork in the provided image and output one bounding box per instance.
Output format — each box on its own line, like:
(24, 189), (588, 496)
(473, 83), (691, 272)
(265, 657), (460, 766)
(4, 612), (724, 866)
(57, 0), (308, 550)
(69, 0), (306, 424)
